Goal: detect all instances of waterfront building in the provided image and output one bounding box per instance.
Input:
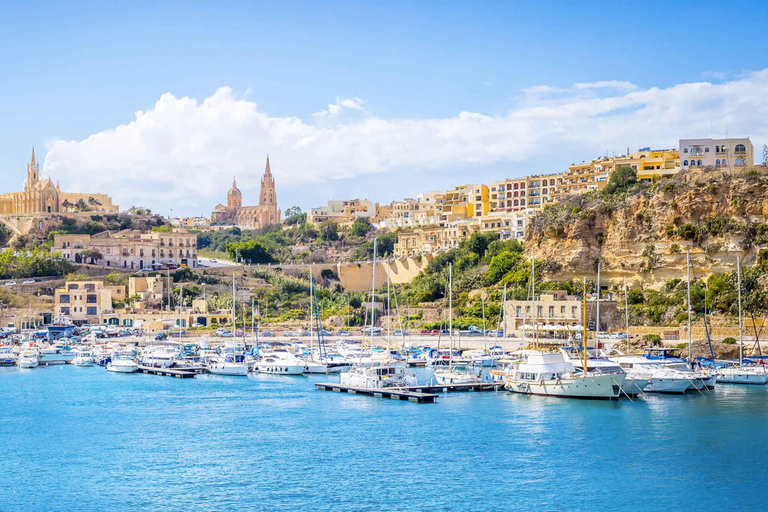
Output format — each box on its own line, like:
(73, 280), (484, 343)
(679, 137), (754, 172)
(308, 199), (378, 225)
(52, 229), (198, 269)
(0, 149), (118, 215)
(211, 156), (280, 228)
(54, 280), (126, 324)
(504, 290), (617, 337)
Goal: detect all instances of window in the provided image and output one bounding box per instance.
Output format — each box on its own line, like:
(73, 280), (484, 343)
(516, 306), (522, 317)
(736, 157), (745, 166)
(683, 160), (688, 166)
(716, 159), (720, 165)
(86, 307), (97, 316)
(572, 306), (577, 317)
(59, 294), (70, 303)
(68, 284), (78, 290)
(683, 148), (688, 153)
(716, 146), (720, 153)
(698, 160), (702, 166)
(735, 144), (746, 152)
(537, 305), (543, 316)
(705, 147), (709, 152)
(86, 294), (97, 304)
(60, 307), (70, 315)
(549, 306), (555, 317)
(561, 306), (566, 314)
(525, 305), (531, 313)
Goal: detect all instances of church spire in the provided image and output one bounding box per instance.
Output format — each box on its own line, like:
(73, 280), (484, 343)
(233, 176), (237, 188)
(31, 147), (36, 166)
(265, 155), (271, 176)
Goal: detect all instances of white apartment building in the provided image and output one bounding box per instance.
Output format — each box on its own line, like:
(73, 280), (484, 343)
(679, 137), (754, 171)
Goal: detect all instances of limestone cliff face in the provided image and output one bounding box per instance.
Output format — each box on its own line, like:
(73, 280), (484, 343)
(525, 168), (768, 289)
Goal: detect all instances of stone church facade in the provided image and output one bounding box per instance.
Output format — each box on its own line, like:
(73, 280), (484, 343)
(0, 149), (118, 215)
(211, 156), (281, 228)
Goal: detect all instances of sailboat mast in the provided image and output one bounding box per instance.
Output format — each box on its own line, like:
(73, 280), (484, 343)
(482, 297), (487, 353)
(502, 283), (507, 352)
(369, 238), (377, 354)
(387, 260), (391, 355)
(596, 261), (601, 341)
(232, 271), (236, 331)
(737, 254), (743, 367)
(686, 250), (692, 365)
(624, 276), (630, 354)
(582, 276), (588, 374)
(449, 262), (453, 367)
(309, 271), (314, 358)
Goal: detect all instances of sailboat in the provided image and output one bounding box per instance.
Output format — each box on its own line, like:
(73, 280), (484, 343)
(716, 255), (768, 384)
(340, 238), (418, 388)
(503, 273), (626, 399)
(304, 271), (351, 374)
(208, 271), (248, 376)
(434, 263), (482, 384)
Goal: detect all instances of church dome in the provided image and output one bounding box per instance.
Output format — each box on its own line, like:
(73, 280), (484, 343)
(227, 178), (242, 208)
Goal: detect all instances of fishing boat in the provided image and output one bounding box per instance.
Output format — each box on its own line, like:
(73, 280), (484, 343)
(107, 355), (139, 373)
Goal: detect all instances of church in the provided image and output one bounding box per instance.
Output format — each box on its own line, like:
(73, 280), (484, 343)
(211, 156), (281, 229)
(0, 149), (118, 215)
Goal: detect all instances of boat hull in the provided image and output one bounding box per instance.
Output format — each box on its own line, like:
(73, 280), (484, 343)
(254, 364), (305, 375)
(107, 364), (138, 373)
(645, 377), (691, 394)
(504, 373), (624, 400)
(717, 369), (768, 385)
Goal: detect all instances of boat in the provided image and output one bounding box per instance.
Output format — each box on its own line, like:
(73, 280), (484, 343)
(107, 355), (139, 373)
(612, 349), (702, 393)
(71, 348), (95, 367)
(252, 349), (305, 375)
(208, 355), (249, 376)
(38, 342), (76, 364)
(503, 350), (624, 399)
(17, 350), (39, 369)
(560, 347), (647, 396)
(0, 345), (18, 366)
(340, 238), (418, 389)
(716, 255), (768, 385)
(139, 345), (180, 368)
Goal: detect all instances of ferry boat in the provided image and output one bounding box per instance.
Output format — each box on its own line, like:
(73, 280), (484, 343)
(502, 351), (625, 400)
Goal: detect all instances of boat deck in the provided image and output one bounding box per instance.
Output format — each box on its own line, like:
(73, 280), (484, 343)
(314, 383), (438, 403)
(137, 366), (197, 378)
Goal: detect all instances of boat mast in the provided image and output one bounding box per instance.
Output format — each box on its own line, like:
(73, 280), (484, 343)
(686, 250), (692, 366)
(309, 269), (314, 359)
(596, 261), (601, 342)
(624, 276), (630, 354)
(502, 283), (507, 353)
(232, 271), (236, 334)
(449, 262), (453, 369)
(534, 258), (539, 351)
(368, 238), (377, 363)
(582, 276), (588, 374)
(737, 254), (743, 368)
(482, 296), (487, 353)
(387, 259), (391, 357)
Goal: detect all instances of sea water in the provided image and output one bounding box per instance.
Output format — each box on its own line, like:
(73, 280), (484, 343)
(1, 365), (766, 511)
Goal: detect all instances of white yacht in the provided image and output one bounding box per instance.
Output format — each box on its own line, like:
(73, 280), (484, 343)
(207, 355), (248, 376)
(502, 351), (625, 400)
(716, 363), (768, 385)
(613, 348), (710, 393)
(39, 342), (76, 364)
(17, 350), (39, 369)
(340, 365), (418, 388)
(107, 355), (139, 373)
(139, 346), (180, 368)
(560, 347), (648, 396)
(434, 367), (483, 384)
(0, 345), (18, 366)
(252, 349), (305, 375)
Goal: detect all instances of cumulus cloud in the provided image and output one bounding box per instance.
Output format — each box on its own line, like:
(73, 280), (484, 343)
(43, 71), (768, 215)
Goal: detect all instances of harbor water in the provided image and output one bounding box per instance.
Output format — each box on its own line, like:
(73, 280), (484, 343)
(1, 365), (767, 511)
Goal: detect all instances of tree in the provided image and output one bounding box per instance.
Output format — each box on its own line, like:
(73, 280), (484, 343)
(225, 240), (278, 264)
(603, 166), (638, 195)
(104, 271), (128, 286)
(79, 249), (103, 263)
(462, 232), (499, 257)
(484, 251), (522, 285)
(128, 206), (152, 215)
(88, 196), (102, 206)
(284, 206), (306, 226)
(75, 198), (88, 211)
(350, 217), (372, 237)
(61, 199), (73, 212)
(319, 221), (339, 242)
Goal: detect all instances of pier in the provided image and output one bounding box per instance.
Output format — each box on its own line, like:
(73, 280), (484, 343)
(314, 383), (438, 403)
(403, 382), (504, 393)
(137, 366), (197, 378)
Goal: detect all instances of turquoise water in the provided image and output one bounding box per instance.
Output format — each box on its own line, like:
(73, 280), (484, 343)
(1, 365), (766, 511)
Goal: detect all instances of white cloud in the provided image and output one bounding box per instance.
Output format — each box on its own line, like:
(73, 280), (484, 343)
(44, 71), (768, 215)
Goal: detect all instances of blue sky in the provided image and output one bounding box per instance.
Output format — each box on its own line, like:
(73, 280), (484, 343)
(2, 0), (768, 215)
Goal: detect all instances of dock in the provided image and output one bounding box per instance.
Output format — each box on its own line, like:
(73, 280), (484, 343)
(137, 366), (197, 378)
(403, 382), (504, 393)
(314, 383), (438, 403)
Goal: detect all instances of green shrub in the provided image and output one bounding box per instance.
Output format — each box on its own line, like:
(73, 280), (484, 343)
(722, 337), (736, 345)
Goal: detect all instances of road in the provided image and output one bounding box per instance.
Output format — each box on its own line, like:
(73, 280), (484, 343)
(196, 257), (237, 268)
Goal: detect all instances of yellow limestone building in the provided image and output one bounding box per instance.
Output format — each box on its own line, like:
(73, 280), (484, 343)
(0, 149), (118, 214)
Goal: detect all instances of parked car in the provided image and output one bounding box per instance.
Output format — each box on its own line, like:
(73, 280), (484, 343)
(166, 264), (178, 270)
(319, 329), (333, 336)
(155, 332), (168, 341)
(393, 330), (410, 336)
(336, 330), (351, 336)
(299, 330), (311, 336)
(22, 278), (42, 284)
(191, 322), (203, 328)
(209, 258), (218, 263)
(419, 329), (432, 335)
(139, 267), (153, 273)
(283, 331), (296, 337)
(362, 327), (382, 335)
(220, 330), (234, 337)
(4, 282), (16, 286)
(439, 329), (450, 335)
(261, 331), (274, 337)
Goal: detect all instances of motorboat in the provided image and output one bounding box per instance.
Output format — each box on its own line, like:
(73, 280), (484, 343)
(560, 347), (648, 396)
(252, 349), (305, 375)
(17, 350), (39, 369)
(426, 348), (470, 367)
(139, 345), (180, 368)
(0, 345), (18, 367)
(72, 348), (95, 367)
(207, 355), (248, 376)
(463, 349), (496, 367)
(107, 355), (139, 373)
(433, 367), (483, 384)
(340, 364), (418, 389)
(38, 343), (76, 364)
(613, 348), (711, 392)
(502, 350), (625, 400)
(716, 362), (768, 385)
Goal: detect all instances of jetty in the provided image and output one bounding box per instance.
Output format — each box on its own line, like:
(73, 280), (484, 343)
(402, 382), (503, 393)
(137, 366), (197, 378)
(314, 383), (438, 403)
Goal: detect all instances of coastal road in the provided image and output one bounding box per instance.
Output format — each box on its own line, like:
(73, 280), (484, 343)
(197, 257), (237, 268)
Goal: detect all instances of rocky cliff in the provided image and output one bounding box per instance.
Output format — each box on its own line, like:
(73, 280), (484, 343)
(526, 167), (768, 289)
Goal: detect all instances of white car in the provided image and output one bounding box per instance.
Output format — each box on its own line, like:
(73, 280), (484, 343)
(4, 281), (16, 286)
(23, 278), (42, 284)
(210, 258), (218, 263)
